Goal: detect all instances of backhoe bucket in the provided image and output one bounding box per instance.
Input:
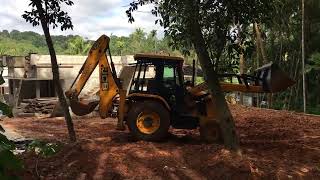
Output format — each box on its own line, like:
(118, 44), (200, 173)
(69, 99), (99, 116)
(255, 62), (295, 93)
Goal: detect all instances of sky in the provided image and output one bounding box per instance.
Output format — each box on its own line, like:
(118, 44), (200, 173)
(0, 0), (163, 40)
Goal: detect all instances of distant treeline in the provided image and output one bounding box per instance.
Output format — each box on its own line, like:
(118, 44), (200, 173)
(0, 28), (179, 57)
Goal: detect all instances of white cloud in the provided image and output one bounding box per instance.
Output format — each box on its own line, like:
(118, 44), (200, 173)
(0, 0), (163, 40)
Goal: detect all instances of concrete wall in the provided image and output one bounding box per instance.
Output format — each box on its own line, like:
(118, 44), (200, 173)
(0, 56), (9, 85)
(0, 56), (9, 95)
(7, 54), (135, 98)
(6, 56), (26, 78)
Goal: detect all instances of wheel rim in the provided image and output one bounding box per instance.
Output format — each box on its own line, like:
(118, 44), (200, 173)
(136, 111), (160, 134)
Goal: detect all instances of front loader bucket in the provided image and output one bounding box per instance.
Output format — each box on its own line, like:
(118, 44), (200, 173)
(69, 99), (99, 116)
(255, 62), (295, 93)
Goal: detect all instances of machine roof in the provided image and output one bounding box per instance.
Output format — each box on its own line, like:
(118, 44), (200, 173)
(134, 53), (184, 62)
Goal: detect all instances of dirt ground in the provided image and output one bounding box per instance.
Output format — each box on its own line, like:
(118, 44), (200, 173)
(1, 105), (320, 180)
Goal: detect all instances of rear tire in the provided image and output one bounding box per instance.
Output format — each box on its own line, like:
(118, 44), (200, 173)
(127, 100), (170, 141)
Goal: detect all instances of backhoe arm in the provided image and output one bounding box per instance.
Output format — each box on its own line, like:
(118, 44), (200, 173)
(65, 35), (119, 118)
(188, 62), (295, 96)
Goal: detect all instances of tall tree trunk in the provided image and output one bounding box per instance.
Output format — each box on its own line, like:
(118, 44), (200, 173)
(253, 25), (260, 107)
(35, 2), (76, 142)
(295, 79), (302, 110)
(254, 23), (268, 64)
(288, 56), (299, 110)
(237, 24), (245, 105)
(254, 22), (273, 108)
(239, 48), (245, 105)
(191, 4), (239, 150)
(301, 0), (307, 113)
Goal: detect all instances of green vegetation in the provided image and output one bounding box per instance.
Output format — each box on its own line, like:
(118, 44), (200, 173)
(0, 72), (22, 179)
(0, 133), (23, 180)
(0, 28), (180, 58)
(0, 30), (73, 55)
(261, 0), (320, 114)
(27, 140), (61, 157)
(127, 0), (320, 115)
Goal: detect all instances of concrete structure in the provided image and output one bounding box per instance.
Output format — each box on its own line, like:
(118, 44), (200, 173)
(2, 54), (259, 112)
(0, 56), (9, 95)
(4, 54), (134, 105)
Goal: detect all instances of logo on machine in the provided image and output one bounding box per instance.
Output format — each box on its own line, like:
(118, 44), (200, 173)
(101, 67), (109, 91)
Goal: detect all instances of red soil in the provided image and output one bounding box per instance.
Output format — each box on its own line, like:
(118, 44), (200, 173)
(1, 105), (320, 179)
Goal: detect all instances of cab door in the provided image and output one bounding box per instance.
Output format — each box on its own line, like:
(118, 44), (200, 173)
(161, 62), (185, 112)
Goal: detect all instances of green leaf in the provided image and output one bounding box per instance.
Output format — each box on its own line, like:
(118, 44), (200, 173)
(0, 134), (15, 151)
(28, 140), (60, 157)
(0, 102), (13, 118)
(0, 150), (22, 171)
(0, 76), (4, 85)
(0, 128), (22, 178)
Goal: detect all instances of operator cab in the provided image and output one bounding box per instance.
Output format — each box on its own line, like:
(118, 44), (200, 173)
(129, 53), (185, 110)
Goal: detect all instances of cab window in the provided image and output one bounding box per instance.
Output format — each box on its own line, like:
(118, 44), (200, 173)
(163, 65), (180, 86)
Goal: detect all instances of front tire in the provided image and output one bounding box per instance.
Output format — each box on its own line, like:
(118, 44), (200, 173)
(127, 100), (170, 141)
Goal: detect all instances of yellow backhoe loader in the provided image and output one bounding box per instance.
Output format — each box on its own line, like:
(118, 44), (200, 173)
(65, 35), (294, 142)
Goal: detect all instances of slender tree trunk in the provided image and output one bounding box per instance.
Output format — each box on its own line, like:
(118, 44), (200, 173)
(254, 22), (273, 108)
(191, 5), (239, 150)
(237, 24), (245, 105)
(301, 0), (307, 113)
(254, 23), (268, 64)
(239, 48), (245, 105)
(35, 2), (76, 142)
(295, 79), (302, 110)
(288, 56), (299, 110)
(253, 25), (260, 107)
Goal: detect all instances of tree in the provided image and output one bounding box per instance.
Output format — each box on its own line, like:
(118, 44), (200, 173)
(67, 36), (91, 55)
(301, 0), (307, 113)
(0, 28), (178, 56)
(256, 0), (320, 113)
(22, 0), (76, 142)
(127, 0), (273, 150)
(146, 30), (157, 52)
(115, 39), (125, 56)
(129, 28), (147, 52)
(1, 30), (9, 38)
